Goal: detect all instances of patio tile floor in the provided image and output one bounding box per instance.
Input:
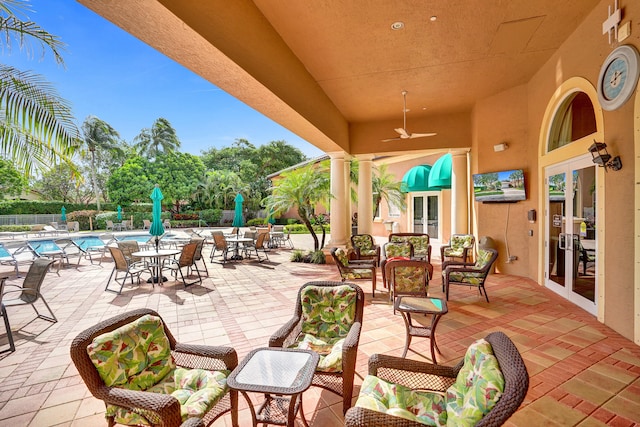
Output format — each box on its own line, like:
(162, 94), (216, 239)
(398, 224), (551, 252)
(0, 234), (639, 426)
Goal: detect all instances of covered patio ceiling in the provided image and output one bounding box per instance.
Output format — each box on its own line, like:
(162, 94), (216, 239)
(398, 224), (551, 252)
(78, 0), (600, 156)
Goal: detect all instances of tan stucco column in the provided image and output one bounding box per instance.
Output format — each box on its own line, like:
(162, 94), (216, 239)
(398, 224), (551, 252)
(328, 152), (348, 246)
(344, 156), (352, 241)
(357, 155), (374, 235)
(451, 151), (469, 234)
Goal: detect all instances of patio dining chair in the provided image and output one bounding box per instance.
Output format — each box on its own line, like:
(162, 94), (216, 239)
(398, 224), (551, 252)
(210, 233), (230, 264)
(70, 308), (238, 427)
(269, 281), (365, 414)
(2, 258), (57, 323)
(143, 219), (151, 230)
(190, 237), (208, 276)
(243, 232), (270, 262)
(0, 276), (15, 354)
(105, 246), (149, 294)
(117, 240), (143, 264)
(165, 242), (202, 287)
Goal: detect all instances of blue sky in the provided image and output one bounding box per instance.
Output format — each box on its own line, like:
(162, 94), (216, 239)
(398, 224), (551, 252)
(1, 0), (323, 158)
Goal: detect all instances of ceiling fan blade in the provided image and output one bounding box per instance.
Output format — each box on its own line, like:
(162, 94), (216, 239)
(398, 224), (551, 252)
(409, 132), (437, 138)
(381, 137), (402, 142)
(394, 128), (410, 137)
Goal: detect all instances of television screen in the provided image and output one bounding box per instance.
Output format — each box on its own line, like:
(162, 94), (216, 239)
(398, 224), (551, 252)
(473, 169), (526, 202)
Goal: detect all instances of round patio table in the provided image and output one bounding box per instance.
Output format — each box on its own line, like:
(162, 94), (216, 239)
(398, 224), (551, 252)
(132, 249), (180, 283)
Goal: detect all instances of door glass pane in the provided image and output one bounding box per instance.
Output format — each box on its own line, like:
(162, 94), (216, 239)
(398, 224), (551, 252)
(426, 195), (438, 238)
(572, 165), (596, 302)
(548, 172), (566, 287)
(413, 197), (424, 233)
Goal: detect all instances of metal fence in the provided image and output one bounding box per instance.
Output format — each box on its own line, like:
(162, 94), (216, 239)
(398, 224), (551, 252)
(0, 214), (63, 226)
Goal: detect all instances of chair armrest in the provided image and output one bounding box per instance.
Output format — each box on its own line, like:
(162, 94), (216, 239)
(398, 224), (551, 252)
(345, 407), (425, 427)
(269, 316), (302, 348)
(439, 244), (452, 260)
(181, 418), (205, 427)
(173, 343), (238, 370)
(98, 386), (183, 427)
(444, 265), (480, 275)
(368, 353), (458, 392)
(348, 259), (376, 266)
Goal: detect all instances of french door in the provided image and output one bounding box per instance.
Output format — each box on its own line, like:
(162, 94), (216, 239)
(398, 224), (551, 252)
(545, 155), (597, 314)
(410, 192), (440, 240)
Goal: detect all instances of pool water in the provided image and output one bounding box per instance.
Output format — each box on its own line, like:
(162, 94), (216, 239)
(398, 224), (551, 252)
(27, 240), (62, 254)
(74, 236), (105, 250)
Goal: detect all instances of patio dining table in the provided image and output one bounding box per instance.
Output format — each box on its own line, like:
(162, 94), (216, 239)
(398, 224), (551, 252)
(225, 237), (253, 261)
(132, 249), (180, 283)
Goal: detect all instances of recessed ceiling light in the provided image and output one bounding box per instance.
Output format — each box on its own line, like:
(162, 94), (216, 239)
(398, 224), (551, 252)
(430, 16), (437, 22)
(391, 21), (404, 30)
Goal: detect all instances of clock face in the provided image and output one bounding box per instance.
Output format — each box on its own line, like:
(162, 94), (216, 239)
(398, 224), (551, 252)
(602, 57), (627, 100)
(597, 45), (640, 111)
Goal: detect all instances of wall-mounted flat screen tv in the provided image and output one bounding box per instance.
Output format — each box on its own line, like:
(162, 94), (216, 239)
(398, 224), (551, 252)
(473, 169), (526, 203)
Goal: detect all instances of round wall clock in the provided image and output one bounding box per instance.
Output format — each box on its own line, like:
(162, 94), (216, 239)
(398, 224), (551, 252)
(597, 44), (640, 111)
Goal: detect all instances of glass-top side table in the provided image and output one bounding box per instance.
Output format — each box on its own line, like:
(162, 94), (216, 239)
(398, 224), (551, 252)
(394, 296), (448, 362)
(228, 347), (319, 427)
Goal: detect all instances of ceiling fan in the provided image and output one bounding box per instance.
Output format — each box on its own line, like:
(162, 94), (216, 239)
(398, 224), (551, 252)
(382, 90), (437, 142)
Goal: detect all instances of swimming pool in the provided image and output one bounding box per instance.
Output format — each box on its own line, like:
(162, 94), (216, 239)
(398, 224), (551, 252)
(73, 236), (106, 250)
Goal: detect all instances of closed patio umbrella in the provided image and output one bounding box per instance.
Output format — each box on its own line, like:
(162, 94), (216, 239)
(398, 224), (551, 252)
(232, 193), (244, 230)
(267, 208), (276, 225)
(149, 184), (165, 252)
(117, 205), (122, 221)
(61, 206), (66, 222)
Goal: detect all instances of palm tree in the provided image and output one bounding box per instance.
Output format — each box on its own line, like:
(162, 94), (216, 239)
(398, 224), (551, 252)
(80, 116), (122, 211)
(0, 0), (79, 176)
(264, 161), (330, 251)
(372, 164), (406, 220)
(134, 117), (180, 160)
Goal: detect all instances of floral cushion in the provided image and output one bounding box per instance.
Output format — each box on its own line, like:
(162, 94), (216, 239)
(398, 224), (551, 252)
(446, 339), (504, 426)
(291, 333), (346, 372)
(88, 315), (230, 426)
(300, 285), (356, 339)
(393, 266), (428, 293)
(408, 236), (430, 257)
(334, 248), (350, 266)
(106, 367), (230, 426)
(385, 242), (412, 258)
(355, 375), (448, 426)
(353, 235), (374, 251)
(354, 338), (504, 426)
(87, 315), (175, 390)
(475, 249), (493, 267)
(343, 269), (374, 280)
(443, 235), (474, 258)
(447, 270), (485, 285)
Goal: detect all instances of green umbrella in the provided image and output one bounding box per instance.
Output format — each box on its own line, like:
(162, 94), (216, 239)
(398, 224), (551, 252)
(149, 184), (165, 251)
(60, 206), (66, 222)
(232, 193), (244, 228)
(117, 205), (122, 221)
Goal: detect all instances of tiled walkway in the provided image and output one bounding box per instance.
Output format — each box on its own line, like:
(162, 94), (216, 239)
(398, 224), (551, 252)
(0, 234), (639, 426)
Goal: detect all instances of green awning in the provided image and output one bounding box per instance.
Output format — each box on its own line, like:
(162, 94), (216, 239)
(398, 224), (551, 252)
(428, 153), (452, 189)
(402, 165), (435, 192)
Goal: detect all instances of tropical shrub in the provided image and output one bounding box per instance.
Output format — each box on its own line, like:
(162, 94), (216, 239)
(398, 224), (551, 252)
(310, 250), (326, 264)
(290, 250), (306, 262)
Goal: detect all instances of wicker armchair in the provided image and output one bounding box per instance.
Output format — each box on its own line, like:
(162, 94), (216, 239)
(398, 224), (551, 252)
(389, 233), (432, 263)
(345, 331), (529, 427)
(443, 248), (498, 302)
(380, 241), (414, 288)
(351, 234), (381, 266)
(440, 234), (475, 263)
(384, 259), (430, 311)
(70, 308), (238, 427)
(269, 281), (365, 414)
(331, 247), (377, 296)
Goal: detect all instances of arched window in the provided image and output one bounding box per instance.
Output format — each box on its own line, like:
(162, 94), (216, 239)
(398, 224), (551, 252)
(548, 92), (597, 152)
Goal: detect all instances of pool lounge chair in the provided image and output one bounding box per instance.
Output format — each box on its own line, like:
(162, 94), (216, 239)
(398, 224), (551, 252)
(0, 243), (19, 277)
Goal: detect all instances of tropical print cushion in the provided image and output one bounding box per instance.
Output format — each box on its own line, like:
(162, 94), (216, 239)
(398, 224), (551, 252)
(106, 367), (230, 425)
(343, 269), (374, 280)
(334, 248), (350, 266)
(475, 249), (493, 268)
(393, 266), (428, 294)
(385, 242), (412, 258)
(447, 270), (485, 285)
(291, 333), (346, 372)
(359, 248), (378, 257)
(445, 339), (504, 426)
(443, 235), (474, 257)
(408, 236), (430, 257)
(353, 235), (374, 251)
(87, 314), (175, 389)
(300, 285), (356, 339)
(355, 375), (448, 426)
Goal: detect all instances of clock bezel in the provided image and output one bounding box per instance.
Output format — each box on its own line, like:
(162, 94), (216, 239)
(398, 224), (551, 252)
(597, 45), (640, 111)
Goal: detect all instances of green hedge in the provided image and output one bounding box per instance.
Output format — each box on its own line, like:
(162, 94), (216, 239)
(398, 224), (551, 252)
(285, 224), (330, 234)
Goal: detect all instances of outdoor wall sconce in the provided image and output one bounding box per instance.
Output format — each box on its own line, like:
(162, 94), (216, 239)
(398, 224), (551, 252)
(588, 141), (622, 171)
